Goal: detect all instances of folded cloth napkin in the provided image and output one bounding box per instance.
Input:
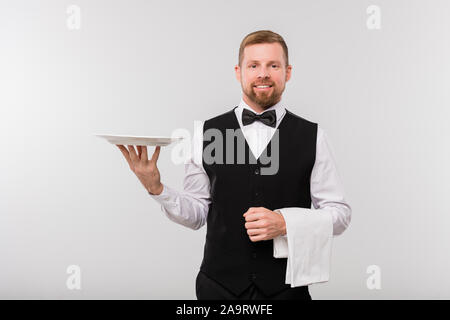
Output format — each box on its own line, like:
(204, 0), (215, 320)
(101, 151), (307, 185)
(273, 207), (333, 287)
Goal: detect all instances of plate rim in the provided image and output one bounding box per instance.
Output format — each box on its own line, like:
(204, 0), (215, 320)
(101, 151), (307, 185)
(94, 133), (185, 140)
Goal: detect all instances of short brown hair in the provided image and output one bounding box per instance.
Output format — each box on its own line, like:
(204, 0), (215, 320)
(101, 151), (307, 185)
(238, 30), (289, 67)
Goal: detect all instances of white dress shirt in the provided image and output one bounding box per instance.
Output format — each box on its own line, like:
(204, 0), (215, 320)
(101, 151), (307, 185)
(150, 98), (352, 287)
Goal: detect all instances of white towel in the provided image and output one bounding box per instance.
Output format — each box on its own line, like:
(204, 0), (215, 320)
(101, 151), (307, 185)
(273, 207), (333, 287)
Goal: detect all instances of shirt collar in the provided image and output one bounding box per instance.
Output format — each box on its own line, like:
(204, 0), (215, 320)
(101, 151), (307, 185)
(237, 97), (286, 124)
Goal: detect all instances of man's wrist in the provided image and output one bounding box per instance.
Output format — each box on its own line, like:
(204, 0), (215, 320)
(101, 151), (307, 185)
(148, 183), (164, 196)
(275, 209), (287, 236)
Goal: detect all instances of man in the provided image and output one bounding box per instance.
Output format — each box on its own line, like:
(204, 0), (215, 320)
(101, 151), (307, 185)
(116, 30), (352, 300)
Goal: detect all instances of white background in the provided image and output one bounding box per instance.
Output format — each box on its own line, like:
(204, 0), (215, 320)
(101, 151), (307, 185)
(1, 0), (449, 299)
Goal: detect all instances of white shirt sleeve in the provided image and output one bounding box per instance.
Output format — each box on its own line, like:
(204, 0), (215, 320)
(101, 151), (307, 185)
(149, 121), (211, 230)
(273, 126), (352, 287)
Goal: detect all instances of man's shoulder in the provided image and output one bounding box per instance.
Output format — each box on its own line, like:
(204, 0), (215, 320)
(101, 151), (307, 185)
(203, 107), (237, 125)
(285, 108), (318, 127)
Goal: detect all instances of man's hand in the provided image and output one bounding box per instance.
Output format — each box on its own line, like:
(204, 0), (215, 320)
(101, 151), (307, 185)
(116, 145), (163, 195)
(243, 207), (286, 242)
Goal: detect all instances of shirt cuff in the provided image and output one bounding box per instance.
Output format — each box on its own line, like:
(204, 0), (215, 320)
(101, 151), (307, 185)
(277, 207), (333, 287)
(148, 184), (178, 207)
(273, 234), (289, 258)
(273, 209), (289, 258)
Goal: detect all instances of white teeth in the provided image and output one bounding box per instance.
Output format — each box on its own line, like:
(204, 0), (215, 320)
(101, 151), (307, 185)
(256, 85), (270, 88)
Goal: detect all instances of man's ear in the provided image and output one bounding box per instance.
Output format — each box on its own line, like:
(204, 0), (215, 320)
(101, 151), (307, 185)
(285, 65), (292, 82)
(235, 65), (241, 82)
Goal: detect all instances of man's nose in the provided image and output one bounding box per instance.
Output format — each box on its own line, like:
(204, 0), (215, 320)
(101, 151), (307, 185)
(258, 67), (271, 79)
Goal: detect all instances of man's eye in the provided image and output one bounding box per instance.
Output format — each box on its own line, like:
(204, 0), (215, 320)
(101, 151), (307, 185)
(272, 65), (278, 68)
(251, 65), (256, 68)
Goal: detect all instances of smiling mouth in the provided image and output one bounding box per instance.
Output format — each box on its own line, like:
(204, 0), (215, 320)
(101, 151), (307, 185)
(254, 85), (273, 91)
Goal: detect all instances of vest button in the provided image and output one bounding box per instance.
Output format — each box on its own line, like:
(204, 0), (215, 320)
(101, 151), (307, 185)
(252, 252), (257, 258)
(254, 168), (260, 175)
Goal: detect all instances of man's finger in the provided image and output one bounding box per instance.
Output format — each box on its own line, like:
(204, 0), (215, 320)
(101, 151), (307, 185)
(249, 234), (266, 242)
(244, 212), (264, 222)
(127, 145), (138, 161)
(247, 228), (263, 236)
(243, 207), (265, 217)
(151, 146), (161, 163)
(245, 221), (263, 229)
(116, 145), (132, 166)
(141, 146), (148, 161)
(137, 145), (142, 158)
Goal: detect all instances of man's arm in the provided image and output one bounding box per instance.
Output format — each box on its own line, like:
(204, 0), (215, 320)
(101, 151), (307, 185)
(116, 120), (210, 230)
(149, 121), (211, 230)
(274, 125), (352, 243)
(310, 126), (352, 234)
(243, 126), (352, 246)
(272, 126), (352, 286)
(149, 161), (211, 230)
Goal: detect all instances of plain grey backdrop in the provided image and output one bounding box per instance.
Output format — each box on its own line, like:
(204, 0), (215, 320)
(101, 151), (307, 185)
(1, 0), (449, 299)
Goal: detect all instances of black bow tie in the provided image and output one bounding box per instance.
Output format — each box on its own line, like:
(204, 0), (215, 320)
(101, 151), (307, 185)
(242, 108), (277, 128)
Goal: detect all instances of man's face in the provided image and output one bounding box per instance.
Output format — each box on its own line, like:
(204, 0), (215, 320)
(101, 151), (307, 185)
(235, 42), (292, 111)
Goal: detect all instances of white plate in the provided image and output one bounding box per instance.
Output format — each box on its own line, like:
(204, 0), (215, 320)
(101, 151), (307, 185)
(95, 134), (184, 146)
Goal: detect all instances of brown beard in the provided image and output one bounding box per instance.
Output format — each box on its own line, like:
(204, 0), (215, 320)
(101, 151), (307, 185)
(242, 82), (285, 110)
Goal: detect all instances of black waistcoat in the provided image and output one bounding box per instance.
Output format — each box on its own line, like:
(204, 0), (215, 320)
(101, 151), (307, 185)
(200, 106), (317, 296)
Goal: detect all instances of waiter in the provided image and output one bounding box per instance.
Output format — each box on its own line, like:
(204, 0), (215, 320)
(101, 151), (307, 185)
(116, 30), (352, 300)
